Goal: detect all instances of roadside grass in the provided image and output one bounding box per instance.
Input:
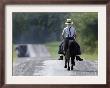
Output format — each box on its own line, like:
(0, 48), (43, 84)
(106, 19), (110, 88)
(13, 45), (17, 62)
(45, 41), (60, 59)
(80, 53), (98, 61)
(45, 41), (98, 61)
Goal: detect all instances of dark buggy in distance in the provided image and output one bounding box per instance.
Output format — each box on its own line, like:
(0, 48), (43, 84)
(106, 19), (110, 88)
(15, 44), (29, 57)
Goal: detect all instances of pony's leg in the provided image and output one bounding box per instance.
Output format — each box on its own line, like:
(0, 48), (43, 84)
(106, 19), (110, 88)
(64, 58), (67, 68)
(71, 56), (75, 70)
(66, 49), (70, 71)
(67, 58), (70, 70)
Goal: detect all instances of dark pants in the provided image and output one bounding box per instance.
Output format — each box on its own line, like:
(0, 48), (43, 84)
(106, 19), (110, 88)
(64, 37), (74, 52)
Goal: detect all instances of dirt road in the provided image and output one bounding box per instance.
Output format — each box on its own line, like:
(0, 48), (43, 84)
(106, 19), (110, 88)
(13, 44), (98, 76)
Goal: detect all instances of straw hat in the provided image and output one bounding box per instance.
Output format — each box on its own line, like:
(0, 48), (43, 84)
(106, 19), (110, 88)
(65, 19), (73, 24)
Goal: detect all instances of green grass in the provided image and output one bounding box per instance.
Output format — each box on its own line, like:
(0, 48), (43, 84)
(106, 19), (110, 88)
(45, 41), (60, 59)
(13, 45), (17, 62)
(80, 53), (98, 61)
(45, 41), (98, 61)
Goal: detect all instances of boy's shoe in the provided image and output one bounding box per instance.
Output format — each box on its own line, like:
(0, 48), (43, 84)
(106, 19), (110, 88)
(58, 56), (63, 60)
(76, 56), (83, 61)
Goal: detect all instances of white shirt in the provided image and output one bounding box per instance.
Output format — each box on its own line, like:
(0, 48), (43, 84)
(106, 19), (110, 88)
(62, 26), (76, 38)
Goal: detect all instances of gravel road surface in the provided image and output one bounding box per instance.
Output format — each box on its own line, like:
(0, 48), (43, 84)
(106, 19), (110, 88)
(13, 44), (98, 76)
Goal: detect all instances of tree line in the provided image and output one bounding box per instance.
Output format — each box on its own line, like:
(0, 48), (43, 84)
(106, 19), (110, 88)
(13, 12), (98, 53)
(13, 12), (69, 43)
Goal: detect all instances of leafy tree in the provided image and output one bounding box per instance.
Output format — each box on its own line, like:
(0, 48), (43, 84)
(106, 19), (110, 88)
(70, 12), (98, 53)
(13, 12), (69, 43)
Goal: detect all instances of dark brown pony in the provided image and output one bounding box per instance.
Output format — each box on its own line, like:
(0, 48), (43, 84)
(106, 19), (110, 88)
(64, 40), (82, 70)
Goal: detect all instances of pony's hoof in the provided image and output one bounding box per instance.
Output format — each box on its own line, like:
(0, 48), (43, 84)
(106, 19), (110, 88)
(64, 65), (67, 68)
(68, 67), (70, 71)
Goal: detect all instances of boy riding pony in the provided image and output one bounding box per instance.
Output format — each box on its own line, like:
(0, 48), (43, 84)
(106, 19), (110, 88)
(58, 19), (83, 61)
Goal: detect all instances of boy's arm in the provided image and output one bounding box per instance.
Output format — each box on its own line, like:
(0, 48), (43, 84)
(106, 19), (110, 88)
(62, 29), (65, 40)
